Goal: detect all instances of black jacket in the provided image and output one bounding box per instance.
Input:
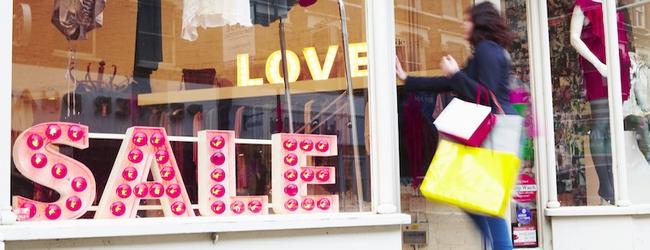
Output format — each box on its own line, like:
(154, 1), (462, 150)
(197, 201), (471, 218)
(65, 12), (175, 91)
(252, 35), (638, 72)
(404, 40), (516, 115)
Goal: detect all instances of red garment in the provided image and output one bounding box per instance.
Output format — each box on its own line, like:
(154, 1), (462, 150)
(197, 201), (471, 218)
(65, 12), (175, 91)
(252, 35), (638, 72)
(575, 0), (630, 101)
(192, 111), (202, 164)
(404, 95), (425, 188)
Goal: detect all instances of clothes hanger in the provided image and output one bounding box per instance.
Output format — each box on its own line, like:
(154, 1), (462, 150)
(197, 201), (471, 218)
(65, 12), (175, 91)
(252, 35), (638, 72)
(64, 45), (78, 118)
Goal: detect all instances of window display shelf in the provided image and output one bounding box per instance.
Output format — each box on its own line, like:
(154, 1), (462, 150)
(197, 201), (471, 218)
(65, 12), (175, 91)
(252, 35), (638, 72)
(0, 213), (410, 241)
(137, 77), (369, 106)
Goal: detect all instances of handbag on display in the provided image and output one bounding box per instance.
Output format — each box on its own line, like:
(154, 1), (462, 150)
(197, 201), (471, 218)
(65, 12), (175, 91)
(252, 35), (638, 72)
(421, 89), (524, 217)
(432, 86), (501, 147)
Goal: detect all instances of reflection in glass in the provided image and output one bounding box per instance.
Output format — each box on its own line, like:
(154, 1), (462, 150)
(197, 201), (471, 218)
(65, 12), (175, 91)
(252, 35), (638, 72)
(618, 0), (650, 205)
(11, 0), (371, 216)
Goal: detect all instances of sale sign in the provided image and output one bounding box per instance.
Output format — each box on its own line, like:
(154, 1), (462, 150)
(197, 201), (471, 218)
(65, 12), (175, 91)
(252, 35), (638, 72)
(11, 123), (341, 221)
(197, 130), (268, 216)
(95, 127), (194, 219)
(513, 174), (537, 204)
(272, 134), (338, 214)
(12, 123), (96, 221)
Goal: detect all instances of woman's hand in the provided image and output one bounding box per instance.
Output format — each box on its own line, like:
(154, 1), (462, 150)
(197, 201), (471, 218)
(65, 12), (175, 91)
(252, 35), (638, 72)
(440, 55), (460, 77)
(395, 56), (407, 81)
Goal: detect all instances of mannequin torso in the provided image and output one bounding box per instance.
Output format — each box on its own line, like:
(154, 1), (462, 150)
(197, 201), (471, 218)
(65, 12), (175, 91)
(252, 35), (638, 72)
(570, 0), (631, 101)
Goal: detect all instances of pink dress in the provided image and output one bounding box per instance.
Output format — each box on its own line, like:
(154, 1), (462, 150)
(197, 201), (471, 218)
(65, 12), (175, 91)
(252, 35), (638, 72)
(575, 0), (631, 101)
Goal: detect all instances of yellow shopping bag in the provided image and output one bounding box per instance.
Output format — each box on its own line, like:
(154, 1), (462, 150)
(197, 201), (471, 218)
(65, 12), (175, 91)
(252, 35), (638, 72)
(419, 139), (521, 217)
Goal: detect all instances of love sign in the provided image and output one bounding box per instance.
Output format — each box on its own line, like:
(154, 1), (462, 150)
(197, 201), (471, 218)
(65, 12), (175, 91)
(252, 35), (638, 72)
(12, 123), (338, 221)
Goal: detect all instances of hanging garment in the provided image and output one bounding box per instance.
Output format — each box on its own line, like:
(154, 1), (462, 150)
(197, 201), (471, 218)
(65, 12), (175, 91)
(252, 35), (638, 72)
(249, 0), (296, 27)
(630, 53), (650, 113)
(403, 95), (425, 188)
(134, 0), (163, 70)
(34, 90), (62, 124)
(625, 52), (644, 117)
(182, 0), (253, 41)
(51, 0), (106, 40)
(574, 0), (631, 101)
(192, 110), (203, 165)
(12, 90), (35, 132)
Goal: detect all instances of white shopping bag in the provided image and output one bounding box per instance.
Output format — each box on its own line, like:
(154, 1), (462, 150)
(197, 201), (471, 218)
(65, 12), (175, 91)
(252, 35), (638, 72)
(433, 97), (495, 147)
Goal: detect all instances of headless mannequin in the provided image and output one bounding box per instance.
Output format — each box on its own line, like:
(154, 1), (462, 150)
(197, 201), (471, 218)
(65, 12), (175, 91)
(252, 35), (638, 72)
(570, 1), (616, 205)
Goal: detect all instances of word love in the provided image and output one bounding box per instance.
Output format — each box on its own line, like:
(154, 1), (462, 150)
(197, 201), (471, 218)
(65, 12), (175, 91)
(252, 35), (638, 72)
(12, 123), (338, 221)
(236, 42), (368, 86)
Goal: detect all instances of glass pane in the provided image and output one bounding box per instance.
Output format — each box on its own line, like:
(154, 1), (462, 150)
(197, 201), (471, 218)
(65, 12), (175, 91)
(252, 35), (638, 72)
(617, 0), (650, 205)
(11, 0), (371, 219)
(548, 0), (616, 206)
(504, 0), (540, 247)
(396, 1), (540, 248)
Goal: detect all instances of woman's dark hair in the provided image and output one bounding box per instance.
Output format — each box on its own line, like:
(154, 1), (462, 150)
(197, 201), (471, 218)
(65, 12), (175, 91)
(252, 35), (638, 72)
(467, 2), (513, 48)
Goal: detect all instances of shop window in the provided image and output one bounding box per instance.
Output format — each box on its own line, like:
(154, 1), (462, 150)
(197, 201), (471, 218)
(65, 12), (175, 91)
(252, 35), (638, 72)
(11, 0), (371, 220)
(547, 0), (650, 207)
(618, 0), (650, 205)
(394, 0), (540, 249)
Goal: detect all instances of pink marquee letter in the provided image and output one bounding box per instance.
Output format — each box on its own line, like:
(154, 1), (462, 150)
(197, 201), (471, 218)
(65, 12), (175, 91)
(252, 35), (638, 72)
(95, 127), (194, 218)
(197, 130), (268, 216)
(272, 134), (338, 214)
(12, 123), (96, 221)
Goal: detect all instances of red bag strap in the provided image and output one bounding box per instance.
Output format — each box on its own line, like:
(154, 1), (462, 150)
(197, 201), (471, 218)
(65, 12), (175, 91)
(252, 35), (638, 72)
(476, 83), (505, 114)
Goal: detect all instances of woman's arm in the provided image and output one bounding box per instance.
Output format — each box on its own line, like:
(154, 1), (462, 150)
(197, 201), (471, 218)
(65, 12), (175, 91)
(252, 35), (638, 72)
(395, 56), (455, 92)
(403, 76), (454, 92)
(446, 42), (507, 105)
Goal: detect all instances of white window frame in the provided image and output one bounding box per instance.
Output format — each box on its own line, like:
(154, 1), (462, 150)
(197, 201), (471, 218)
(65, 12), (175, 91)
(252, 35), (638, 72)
(0, 0), (409, 244)
(536, 0), (650, 216)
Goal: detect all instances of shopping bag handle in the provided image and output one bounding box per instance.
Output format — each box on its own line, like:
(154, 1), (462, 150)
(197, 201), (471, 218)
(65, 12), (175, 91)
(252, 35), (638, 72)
(476, 84), (505, 114)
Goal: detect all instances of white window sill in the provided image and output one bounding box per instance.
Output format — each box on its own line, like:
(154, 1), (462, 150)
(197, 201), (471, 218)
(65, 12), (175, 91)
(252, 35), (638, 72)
(545, 205), (650, 217)
(0, 213), (411, 241)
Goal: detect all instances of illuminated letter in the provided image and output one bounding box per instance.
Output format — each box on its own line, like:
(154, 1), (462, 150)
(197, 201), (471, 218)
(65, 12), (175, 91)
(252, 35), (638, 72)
(95, 127), (194, 218)
(265, 50), (301, 84)
(197, 130), (268, 216)
(303, 45), (338, 80)
(237, 54), (264, 86)
(272, 134), (338, 214)
(12, 123), (96, 221)
(349, 42), (368, 77)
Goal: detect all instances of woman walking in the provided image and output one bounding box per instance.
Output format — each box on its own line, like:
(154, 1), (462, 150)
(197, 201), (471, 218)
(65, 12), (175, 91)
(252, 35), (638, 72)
(396, 2), (516, 249)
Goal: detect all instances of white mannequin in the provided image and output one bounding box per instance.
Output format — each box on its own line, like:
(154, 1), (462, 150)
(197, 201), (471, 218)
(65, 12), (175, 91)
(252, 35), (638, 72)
(570, 0), (608, 77)
(569, 0), (617, 205)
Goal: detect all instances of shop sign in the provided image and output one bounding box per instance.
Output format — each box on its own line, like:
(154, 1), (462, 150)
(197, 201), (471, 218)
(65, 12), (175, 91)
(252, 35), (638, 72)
(236, 42), (368, 86)
(512, 226), (537, 247)
(516, 208), (532, 225)
(12, 122), (339, 221)
(513, 174), (537, 203)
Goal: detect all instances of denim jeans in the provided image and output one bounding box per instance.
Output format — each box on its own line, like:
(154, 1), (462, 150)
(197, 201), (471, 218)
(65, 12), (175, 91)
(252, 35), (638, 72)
(467, 212), (513, 250)
(589, 99), (615, 203)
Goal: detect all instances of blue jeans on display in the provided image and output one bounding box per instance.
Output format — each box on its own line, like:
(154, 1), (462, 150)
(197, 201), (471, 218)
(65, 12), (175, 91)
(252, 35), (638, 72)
(467, 212), (513, 250)
(589, 99), (615, 203)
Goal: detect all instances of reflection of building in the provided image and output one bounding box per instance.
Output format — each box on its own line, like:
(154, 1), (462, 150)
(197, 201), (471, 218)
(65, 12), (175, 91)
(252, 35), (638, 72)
(394, 0), (471, 73)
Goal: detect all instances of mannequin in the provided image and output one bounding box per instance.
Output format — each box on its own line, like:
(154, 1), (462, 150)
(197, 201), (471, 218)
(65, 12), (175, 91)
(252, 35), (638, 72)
(624, 52), (650, 161)
(570, 0), (632, 205)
